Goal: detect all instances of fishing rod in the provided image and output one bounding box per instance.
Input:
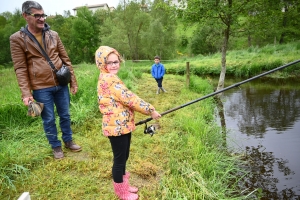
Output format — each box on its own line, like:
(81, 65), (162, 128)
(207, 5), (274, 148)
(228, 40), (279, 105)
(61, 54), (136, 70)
(138, 59), (300, 135)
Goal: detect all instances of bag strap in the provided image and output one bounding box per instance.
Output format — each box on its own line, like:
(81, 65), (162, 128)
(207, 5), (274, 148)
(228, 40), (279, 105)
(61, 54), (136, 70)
(23, 28), (58, 72)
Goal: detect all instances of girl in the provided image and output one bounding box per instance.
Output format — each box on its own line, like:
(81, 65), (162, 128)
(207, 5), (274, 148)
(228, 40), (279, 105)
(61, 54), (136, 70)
(95, 46), (161, 200)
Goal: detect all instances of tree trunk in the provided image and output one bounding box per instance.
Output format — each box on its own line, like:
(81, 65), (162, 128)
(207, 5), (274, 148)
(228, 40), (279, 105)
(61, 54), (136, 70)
(279, 5), (288, 44)
(248, 33), (252, 47)
(216, 26), (230, 94)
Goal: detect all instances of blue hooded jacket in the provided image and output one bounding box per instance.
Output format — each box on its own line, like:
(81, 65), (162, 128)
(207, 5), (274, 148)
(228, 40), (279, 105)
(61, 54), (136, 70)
(151, 63), (165, 79)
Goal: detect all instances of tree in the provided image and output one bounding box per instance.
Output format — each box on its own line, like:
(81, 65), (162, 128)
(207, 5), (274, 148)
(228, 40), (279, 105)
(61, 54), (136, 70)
(99, 12), (131, 58)
(238, 0), (284, 47)
(68, 7), (101, 63)
(0, 10), (25, 65)
(122, 1), (151, 60)
(99, 0), (176, 60)
(100, 1), (151, 60)
(278, 0), (300, 43)
(142, 0), (177, 59)
(179, 0), (252, 92)
(190, 22), (221, 55)
(236, 0), (300, 47)
(0, 16), (6, 28)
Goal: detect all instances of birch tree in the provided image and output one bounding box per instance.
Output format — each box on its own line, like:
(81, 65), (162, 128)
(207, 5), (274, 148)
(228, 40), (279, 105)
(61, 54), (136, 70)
(179, 0), (252, 91)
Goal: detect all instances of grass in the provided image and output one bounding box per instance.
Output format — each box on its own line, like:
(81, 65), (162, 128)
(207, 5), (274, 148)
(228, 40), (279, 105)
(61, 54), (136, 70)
(4, 40), (298, 198)
(122, 41), (300, 78)
(0, 63), (247, 199)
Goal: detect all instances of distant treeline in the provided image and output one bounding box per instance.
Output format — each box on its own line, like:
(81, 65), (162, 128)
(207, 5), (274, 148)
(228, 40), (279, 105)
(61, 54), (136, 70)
(0, 0), (299, 66)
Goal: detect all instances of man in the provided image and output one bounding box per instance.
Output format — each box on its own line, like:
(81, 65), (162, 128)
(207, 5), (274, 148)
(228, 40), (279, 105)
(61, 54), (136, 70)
(10, 1), (81, 159)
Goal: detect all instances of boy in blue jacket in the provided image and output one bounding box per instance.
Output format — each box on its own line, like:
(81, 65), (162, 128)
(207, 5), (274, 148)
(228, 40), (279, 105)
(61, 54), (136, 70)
(151, 56), (167, 94)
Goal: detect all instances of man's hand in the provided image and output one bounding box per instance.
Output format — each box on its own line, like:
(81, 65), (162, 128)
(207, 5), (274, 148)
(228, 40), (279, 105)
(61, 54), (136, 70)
(22, 96), (34, 106)
(70, 86), (78, 95)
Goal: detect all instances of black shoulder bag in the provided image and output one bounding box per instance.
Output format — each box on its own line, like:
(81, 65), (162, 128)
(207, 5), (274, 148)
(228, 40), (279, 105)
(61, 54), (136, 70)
(23, 28), (71, 86)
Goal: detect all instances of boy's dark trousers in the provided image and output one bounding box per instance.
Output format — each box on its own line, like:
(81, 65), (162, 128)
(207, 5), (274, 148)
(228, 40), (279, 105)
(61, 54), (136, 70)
(155, 78), (167, 94)
(155, 78), (163, 87)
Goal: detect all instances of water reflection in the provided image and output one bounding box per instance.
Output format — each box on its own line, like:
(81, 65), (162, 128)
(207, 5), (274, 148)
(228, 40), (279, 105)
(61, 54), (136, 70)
(220, 78), (300, 199)
(242, 145), (296, 199)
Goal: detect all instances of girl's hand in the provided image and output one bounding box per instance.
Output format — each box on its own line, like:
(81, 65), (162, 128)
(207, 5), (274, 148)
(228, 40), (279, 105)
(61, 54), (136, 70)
(151, 111), (161, 120)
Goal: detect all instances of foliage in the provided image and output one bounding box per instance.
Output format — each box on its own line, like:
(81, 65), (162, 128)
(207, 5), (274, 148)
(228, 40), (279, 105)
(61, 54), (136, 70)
(0, 9), (26, 65)
(141, 0), (177, 59)
(0, 16), (6, 28)
(179, 34), (188, 48)
(100, 0), (177, 60)
(125, 40), (300, 79)
(190, 22), (221, 55)
(1, 0), (300, 66)
(68, 7), (101, 64)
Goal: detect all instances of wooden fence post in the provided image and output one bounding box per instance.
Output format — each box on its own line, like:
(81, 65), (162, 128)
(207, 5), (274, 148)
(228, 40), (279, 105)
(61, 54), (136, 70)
(186, 62), (190, 87)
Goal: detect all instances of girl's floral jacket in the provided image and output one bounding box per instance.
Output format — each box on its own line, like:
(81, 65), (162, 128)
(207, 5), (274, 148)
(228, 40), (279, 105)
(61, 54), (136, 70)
(95, 46), (155, 136)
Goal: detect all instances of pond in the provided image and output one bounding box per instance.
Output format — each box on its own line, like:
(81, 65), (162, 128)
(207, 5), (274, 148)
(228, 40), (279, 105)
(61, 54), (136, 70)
(218, 77), (300, 199)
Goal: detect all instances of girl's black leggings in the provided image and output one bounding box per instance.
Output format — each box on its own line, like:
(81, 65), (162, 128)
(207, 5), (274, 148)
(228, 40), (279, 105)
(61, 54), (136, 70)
(108, 133), (131, 183)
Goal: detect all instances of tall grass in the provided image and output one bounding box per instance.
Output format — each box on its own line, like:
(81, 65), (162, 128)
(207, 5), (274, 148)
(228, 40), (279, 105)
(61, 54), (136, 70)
(158, 77), (244, 199)
(1, 64), (246, 199)
(0, 68), (46, 194)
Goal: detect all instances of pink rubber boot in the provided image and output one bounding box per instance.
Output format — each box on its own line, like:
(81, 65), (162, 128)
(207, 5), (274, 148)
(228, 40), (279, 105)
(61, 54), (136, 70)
(113, 182), (138, 200)
(123, 172), (139, 193)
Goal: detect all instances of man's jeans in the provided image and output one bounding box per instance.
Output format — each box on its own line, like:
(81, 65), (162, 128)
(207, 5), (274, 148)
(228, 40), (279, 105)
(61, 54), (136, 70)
(33, 85), (73, 148)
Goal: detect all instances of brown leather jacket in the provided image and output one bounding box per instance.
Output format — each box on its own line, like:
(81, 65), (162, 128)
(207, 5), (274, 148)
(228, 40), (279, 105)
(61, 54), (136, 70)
(10, 24), (77, 99)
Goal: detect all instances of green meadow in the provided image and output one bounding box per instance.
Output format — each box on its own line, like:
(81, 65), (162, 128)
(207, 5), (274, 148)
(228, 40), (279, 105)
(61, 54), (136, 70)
(1, 41), (299, 199)
(126, 41), (300, 78)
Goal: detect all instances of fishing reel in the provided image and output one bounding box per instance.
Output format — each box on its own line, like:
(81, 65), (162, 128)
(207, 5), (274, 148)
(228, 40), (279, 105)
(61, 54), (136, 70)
(144, 123), (156, 136)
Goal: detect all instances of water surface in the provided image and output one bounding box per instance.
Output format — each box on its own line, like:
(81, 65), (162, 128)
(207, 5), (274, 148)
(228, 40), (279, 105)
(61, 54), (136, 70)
(220, 78), (300, 199)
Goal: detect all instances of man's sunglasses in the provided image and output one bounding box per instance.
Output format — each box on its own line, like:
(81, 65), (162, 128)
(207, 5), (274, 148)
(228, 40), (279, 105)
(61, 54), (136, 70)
(26, 12), (47, 19)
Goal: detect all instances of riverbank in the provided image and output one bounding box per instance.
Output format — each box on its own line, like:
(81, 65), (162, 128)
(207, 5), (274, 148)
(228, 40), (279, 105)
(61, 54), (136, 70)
(126, 41), (300, 78)
(0, 65), (247, 199)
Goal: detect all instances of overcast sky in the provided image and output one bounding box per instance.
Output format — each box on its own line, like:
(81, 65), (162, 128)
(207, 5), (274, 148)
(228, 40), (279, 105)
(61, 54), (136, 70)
(0, 0), (121, 16)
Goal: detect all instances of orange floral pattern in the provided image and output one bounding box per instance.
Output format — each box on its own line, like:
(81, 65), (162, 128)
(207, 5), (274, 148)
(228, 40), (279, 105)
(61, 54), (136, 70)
(95, 46), (155, 136)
